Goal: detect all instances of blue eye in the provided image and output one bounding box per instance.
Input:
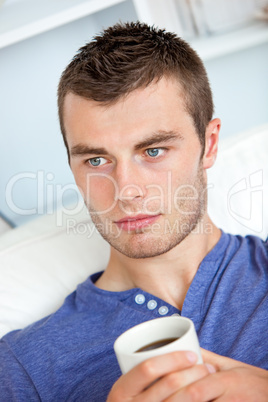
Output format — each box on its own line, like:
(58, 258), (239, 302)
(146, 148), (164, 158)
(88, 157), (106, 167)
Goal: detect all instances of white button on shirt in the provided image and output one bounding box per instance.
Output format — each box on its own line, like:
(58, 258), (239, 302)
(158, 306), (169, 315)
(135, 294), (146, 305)
(147, 300), (157, 310)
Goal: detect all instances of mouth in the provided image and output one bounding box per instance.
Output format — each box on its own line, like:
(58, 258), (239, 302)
(114, 214), (160, 231)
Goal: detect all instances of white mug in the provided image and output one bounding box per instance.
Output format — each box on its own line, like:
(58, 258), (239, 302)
(114, 316), (203, 374)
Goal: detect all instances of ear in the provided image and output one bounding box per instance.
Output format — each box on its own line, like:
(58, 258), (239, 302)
(202, 118), (221, 169)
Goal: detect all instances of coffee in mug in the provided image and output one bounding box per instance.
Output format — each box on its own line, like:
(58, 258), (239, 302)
(114, 316), (202, 374)
(136, 337), (179, 352)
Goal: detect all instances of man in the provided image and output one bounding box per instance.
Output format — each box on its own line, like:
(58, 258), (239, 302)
(1, 22), (267, 401)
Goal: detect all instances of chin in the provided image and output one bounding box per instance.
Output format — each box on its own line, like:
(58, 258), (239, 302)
(109, 232), (188, 259)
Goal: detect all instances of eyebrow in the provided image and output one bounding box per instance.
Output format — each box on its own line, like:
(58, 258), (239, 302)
(70, 130), (182, 157)
(134, 131), (182, 151)
(70, 144), (109, 157)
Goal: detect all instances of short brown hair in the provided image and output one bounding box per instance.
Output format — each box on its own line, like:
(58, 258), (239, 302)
(58, 22), (214, 156)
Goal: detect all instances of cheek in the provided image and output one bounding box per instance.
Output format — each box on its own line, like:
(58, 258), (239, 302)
(76, 173), (118, 211)
(168, 161), (202, 200)
(174, 155), (201, 182)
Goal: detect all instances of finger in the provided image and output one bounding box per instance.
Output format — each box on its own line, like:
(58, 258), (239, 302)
(166, 371), (225, 402)
(138, 363), (216, 402)
(201, 348), (235, 370)
(166, 364), (268, 402)
(201, 348), (254, 371)
(111, 351), (198, 400)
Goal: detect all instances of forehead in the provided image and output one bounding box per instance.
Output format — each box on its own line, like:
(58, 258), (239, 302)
(63, 77), (195, 149)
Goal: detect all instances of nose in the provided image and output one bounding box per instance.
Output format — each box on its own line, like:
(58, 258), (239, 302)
(115, 162), (146, 204)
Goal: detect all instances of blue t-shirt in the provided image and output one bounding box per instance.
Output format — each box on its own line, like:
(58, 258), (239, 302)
(0, 232), (267, 401)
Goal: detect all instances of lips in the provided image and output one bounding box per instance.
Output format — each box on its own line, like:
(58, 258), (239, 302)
(115, 214), (160, 231)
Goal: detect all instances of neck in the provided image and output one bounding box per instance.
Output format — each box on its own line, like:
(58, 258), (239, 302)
(95, 214), (221, 310)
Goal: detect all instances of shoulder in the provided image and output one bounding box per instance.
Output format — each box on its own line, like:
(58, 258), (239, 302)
(219, 232), (268, 268)
(210, 232), (268, 310)
(197, 233), (268, 367)
(1, 271), (135, 359)
(201, 231), (268, 305)
(0, 276), (122, 400)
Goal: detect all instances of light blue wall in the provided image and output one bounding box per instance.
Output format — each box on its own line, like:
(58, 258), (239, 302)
(204, 42), (268, 139)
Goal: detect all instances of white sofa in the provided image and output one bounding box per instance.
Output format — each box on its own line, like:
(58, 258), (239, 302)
(0, 124), (267, 338)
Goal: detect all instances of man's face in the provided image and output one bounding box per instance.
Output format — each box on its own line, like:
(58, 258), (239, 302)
(64, 78), (209, 258)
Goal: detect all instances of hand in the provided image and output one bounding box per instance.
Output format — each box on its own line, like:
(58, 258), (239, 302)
(107, 351), (215, 401)
(108, 349), (268, 401)
(166, 349), (268, 401)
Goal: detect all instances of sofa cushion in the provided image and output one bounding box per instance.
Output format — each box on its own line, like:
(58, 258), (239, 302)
(0, 206), (110, 337)
(207, 124), (268, 239)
